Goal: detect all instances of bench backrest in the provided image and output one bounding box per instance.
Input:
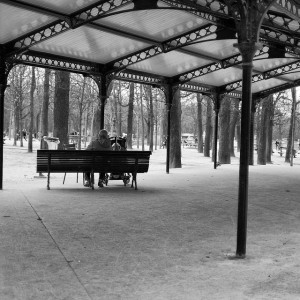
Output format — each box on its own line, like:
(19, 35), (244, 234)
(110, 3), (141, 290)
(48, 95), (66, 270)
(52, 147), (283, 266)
(37, 150), (151, 173)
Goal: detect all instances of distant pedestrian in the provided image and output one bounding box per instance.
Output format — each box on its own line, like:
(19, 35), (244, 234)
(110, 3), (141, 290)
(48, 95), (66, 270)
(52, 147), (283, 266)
(275, 139), (279, 150)
(22, 129), (27, 141)
(161, 136), (167, 149)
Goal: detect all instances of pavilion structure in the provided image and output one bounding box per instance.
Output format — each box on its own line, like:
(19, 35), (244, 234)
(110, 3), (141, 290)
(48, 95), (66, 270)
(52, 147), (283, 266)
(1, 0), (300, 257)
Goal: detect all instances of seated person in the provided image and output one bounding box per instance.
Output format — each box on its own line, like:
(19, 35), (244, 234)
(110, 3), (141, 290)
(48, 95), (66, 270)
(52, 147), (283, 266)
(84, 129), (112, 187)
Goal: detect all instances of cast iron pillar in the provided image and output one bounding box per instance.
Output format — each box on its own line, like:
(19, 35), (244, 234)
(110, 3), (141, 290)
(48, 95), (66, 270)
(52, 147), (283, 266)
(235, 42), (261, 257)
(0, 54), (8, 190)
(226, 0), (274, 258)
(213, 93), (221, 169)
(166, 84), (173, 174)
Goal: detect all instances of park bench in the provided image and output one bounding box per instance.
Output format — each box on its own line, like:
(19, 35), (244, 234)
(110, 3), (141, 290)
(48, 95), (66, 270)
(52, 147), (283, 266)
(36, 150), (152, 190)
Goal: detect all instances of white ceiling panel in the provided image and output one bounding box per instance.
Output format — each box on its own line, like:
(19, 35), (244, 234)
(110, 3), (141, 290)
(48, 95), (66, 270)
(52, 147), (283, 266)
(191, 67), (243, 86)
(96, 8), (208, 42)
(18, 0), (101, 14)
(185, 39), (239, 60)
(32, 26), (151, 63)
(253, 57), (299, 72)
(251, 78), (289, 94)
(128, 51), (214, 77)
(271, 72), (300, 82)
(0, 3), (56, 43)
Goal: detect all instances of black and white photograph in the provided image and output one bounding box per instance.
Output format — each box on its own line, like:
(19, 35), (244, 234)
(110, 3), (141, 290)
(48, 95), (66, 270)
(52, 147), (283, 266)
(1, 1), (300, 299)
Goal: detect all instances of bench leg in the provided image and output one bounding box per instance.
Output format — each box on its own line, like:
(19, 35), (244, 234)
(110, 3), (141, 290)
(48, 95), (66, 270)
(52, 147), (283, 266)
(47, 172), (50, 190)
(91, 171), (94, 190)
(131, 173), (137, 190)
(63, 173), (66, 184)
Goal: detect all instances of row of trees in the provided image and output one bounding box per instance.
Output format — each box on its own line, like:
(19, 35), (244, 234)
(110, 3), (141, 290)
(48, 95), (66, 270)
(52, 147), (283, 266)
(3, 65), (300, 167)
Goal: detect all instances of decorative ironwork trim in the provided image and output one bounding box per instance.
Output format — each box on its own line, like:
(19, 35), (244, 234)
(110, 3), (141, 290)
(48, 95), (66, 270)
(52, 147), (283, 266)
(13, 51), (98, 73)
(114, 70), (165, 85)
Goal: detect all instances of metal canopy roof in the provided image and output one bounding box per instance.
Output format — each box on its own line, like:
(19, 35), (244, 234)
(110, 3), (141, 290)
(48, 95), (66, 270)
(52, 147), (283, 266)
(1, 0), (300, 98)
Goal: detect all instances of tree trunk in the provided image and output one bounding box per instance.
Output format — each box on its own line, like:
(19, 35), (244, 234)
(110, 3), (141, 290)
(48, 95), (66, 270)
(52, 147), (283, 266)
(236, 118), (241, 152)
(229, 98), (239, 157)
(257, 97), (269, 165)
(28, 67), (36, 153)
(154, 90), (158, 150)
(78, 77), (86, 150)
(148, 87), (154, 152)
(211, 111), (216, 162)
(8, 103), (14, 140)
(53, 70), (70, 150)
(92, 79), (113, 136)
(218, 97), (231, 164)
(160, 103), (167, 148)
(197, 93), (203, 153)
(13, 104), (19, 146)
(285, 87), (297, 163)
(136, 116), (140, 149)
(266, 96), (274, 163)
(117, 81), (122, 136)
(204, 97), (212, 157)
(255, 104), (261, 151)
(170, 90), (181, 168)
(41, 69), (50, 149)
(36, 111), (40, 136)
(127, 82), (134, 149)
(140, 84), (145, 151)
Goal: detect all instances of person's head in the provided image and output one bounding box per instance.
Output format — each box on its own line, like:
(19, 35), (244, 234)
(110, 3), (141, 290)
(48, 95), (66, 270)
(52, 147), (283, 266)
(98, 129), (109, 140)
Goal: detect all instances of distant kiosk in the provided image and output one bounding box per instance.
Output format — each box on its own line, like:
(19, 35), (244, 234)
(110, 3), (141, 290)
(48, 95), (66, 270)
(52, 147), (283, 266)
(181, 133), (197, 148)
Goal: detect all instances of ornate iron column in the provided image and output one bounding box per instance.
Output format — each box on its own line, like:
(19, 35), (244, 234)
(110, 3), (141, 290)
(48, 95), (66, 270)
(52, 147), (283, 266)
(226, 0), (275, 257)
(235, 42), (258, 257)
